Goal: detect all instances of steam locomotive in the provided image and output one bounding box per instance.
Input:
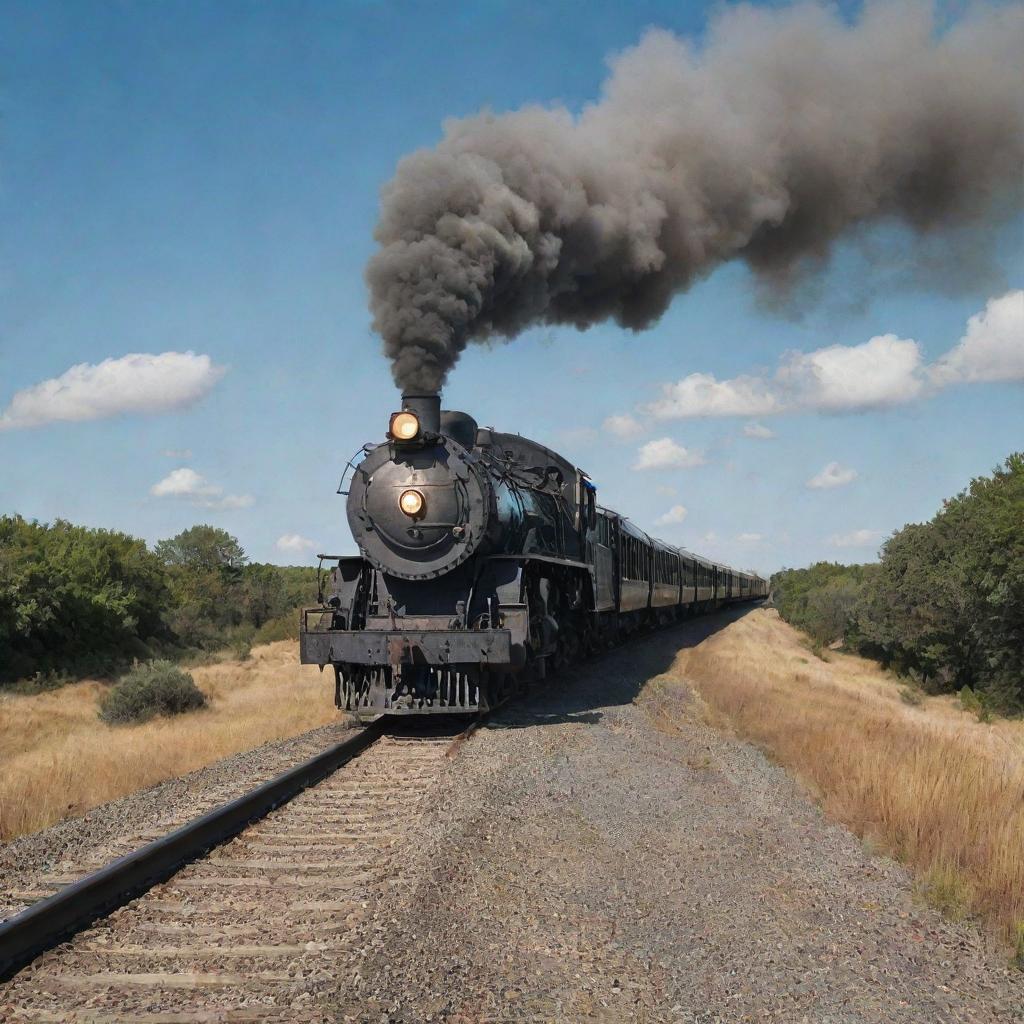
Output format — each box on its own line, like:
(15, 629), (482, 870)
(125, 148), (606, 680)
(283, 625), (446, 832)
(300, 392), (767, 719)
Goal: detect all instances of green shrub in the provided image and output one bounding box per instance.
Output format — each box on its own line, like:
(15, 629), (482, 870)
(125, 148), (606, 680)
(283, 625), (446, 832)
(899, 686), (925, 707)
(229, 631), (253, 662)
(1014, 921), (1024, 969)
(918, 864), (974, 922)
(959, 686), (992, 724)
(253, 611), (300, 645)
(99, 661), (207, 725)
(4, 669), (75, 696)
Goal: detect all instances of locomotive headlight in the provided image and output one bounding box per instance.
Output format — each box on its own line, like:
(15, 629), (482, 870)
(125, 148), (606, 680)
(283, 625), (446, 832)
(390, 411), (420, 441)
(399, 489), (425, 517)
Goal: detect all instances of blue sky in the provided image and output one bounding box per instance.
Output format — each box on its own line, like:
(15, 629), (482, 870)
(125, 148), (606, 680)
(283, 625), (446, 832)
(1, 0), (1021, 574)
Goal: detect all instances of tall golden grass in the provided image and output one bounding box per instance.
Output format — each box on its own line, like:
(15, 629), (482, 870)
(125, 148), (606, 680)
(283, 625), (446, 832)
(647, 608), (1024, 945)
(0, 641), (341, 841)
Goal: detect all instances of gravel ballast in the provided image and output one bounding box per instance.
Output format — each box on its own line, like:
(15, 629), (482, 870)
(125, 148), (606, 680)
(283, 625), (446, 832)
(333, 609), (1022, 1023)
(0, 720), (354, 922)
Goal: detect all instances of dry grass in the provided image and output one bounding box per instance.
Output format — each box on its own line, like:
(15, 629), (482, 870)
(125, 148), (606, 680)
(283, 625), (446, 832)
(645, 608), (1024, 946)
(0, 641), (342, 841)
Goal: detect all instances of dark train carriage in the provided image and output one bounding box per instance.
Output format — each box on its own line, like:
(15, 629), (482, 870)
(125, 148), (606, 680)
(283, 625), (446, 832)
(652, 539), (682, 612)
(690, 553), (716, 605)
(589, 507), (618, 613)
(617, 517), (653, 614)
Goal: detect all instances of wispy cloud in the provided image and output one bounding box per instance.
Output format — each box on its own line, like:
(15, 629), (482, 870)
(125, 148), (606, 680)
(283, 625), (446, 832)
(0, 352), (226, 431)
(603, 413), (644, 439)
(554, 425), (598, 446)
(632, 438), (706, 471)
(162, 448), (193, 459)
(150, 467), (253, 510)
(276, 533), (317, 554)
(829, 528), (884, 548)
(742, 422), (775, 440)
(737, 532), (764, 543)
(807, 461), (858, 490)
(655, 504), (688, 526)
(636, 291), (1022, 421)
(647, 373), (782, 419)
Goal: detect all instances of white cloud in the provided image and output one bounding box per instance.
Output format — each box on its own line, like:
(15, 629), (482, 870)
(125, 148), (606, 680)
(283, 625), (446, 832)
(702, 531), (718, 543)
(655, 504), (688, 526)
(829, 528), (884, 548)
(151, 468), (218, 498)
(778, 335), (925, 412)
(162, 448), (193, 459)
(0, 351), (226, 431)
(646, 372), (782, 419)
(806, 461), (858, 490)
(211, 494), (255, 510)
(276, 533), (317, 554)
(647, 336), (923, 420)
(930, 290), (1024, 385)
(641, 291), (1022, 422)
(603, 413), (644, 438)
(150, 467), (253, 510)
(655, 484), (678, 496)
(737, 532), (763, 543)
(633, 437), (706, 471)
(742, 421), (775, 439)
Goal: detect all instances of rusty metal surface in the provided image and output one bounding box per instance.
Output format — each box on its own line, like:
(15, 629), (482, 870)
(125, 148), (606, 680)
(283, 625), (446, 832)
(301, 628), (513, 666)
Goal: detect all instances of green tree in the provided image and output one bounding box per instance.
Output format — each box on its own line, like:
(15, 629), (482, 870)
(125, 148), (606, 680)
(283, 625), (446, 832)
(154, 525), (248, 571)
(0, 515), (168, 681)
(941, 453), (1024, 706)
(2, 517), (320, 684)
(858, 521), (975, 688)
(774, 453), (1024, 711)
(155, 526), (248, 649)
(771, 562), (876, 645)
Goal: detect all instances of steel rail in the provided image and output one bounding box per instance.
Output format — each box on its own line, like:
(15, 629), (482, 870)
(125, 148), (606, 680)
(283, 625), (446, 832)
(0, 719), (385, 982)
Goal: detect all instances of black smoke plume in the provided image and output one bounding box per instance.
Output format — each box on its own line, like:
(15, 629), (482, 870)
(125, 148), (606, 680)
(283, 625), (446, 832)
(367, 2), (1024, 391)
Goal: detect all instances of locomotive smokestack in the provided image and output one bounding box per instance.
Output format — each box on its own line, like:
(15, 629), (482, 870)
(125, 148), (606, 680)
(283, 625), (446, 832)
(401, 391), (441, 434)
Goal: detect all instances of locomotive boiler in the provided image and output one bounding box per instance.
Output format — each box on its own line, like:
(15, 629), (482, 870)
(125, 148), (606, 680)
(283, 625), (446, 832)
(300, 391), (766, 718)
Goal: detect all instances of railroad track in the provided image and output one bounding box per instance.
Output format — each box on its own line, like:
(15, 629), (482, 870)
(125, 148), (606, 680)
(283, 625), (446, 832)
(0, 719), (471, 1022)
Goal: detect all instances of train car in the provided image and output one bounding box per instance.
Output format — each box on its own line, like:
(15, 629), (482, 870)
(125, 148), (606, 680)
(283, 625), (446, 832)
(652, 539), (682, 621)
(617, 517), (653, 620)
(301, 392), (766, 719)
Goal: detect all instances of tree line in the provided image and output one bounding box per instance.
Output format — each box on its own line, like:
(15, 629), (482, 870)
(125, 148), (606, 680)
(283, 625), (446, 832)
(771, 453), (1024, 712)
(0, 519), (318, 685)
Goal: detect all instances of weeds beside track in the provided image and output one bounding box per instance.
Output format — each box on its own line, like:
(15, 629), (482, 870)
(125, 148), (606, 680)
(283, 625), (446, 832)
(646, 607), (1024, 948)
